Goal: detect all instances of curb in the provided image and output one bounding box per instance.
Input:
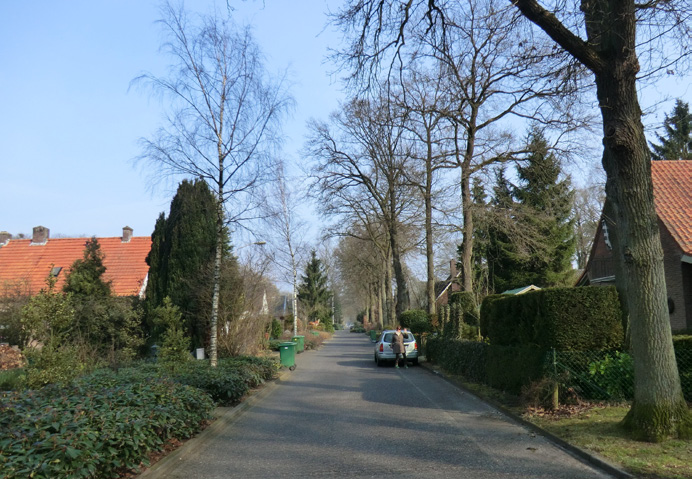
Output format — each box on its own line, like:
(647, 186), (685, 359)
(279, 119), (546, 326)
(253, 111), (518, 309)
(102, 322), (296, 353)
(137, 368), (292, 478)
(419, 361), (634, 479)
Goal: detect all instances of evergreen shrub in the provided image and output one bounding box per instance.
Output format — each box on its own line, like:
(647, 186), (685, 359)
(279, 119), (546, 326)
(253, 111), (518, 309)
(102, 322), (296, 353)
(0, 373), (213, 479)
(400, 309), (431, 334)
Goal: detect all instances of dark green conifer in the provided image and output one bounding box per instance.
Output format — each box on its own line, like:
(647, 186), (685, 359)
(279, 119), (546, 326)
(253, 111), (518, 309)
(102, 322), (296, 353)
(650, 99), (692, 161)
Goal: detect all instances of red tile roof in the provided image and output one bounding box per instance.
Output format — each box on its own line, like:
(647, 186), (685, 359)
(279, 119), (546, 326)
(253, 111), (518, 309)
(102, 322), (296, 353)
(651, 161), (692, 256)
(0, 236), (151, 297)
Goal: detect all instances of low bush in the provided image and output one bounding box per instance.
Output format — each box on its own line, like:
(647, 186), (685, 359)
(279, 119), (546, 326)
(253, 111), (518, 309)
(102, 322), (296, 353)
(350, 323), (366, 333)
(304, 331), (330, 350)
(0, 372), (214, 479)
(0, 368), (24, 391)
(588, 351), (634, 400)
(169, 357), (277, 406)
(400, 309), (431, 334)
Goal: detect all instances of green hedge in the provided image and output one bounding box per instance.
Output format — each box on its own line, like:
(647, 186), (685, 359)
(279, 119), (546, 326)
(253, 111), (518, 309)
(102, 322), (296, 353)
(400, 309), (432, 334)
(426, 337), (487, 383)
(481, 286), (623, 351)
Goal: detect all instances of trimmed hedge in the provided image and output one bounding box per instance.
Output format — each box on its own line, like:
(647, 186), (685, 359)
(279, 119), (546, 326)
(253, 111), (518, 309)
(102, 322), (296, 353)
(481, 286), (623, 351)
(400, 309), (432, 334)
(426, 337), (487, 383)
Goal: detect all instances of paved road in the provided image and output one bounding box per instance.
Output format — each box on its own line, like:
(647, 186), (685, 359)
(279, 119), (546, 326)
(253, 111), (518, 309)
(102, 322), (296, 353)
(142, 330), (614, 478)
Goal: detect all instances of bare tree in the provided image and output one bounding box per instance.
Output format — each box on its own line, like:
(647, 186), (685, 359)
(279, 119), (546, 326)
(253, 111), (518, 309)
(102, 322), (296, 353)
(261, 160), (307, 336)
(511, 0), (692, 443)
(135, 2), (291, 366)
(334, 0), (692, 440)
(307, 94), (421, 321)
(395, 67), (455, 317)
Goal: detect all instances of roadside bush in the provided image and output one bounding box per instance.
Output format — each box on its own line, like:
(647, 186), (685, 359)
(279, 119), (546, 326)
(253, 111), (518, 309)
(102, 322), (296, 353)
(168, 357), (277, 405)
(0, 373), (213, 479)
(400, 309), (431, 334)
(304, 331), (330, 350)
(350, 323), (366, 333)
(588, 351), (634, 400)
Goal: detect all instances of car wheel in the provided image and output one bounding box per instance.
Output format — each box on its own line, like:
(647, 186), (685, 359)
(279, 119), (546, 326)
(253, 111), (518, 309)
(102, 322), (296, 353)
(375, 355), (383, 367)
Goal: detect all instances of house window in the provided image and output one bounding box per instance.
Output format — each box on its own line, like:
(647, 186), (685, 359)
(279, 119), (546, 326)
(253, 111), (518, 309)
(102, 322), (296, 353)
(50, 266), (62, 277)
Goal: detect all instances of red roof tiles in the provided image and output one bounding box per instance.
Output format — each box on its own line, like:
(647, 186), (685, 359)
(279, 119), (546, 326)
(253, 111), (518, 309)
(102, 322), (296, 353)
(0, 236), (151, 297)
(651, 161), (692, 256)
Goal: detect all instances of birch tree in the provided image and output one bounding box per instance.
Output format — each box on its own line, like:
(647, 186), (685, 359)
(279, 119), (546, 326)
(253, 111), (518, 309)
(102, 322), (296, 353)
(135, 2), (290, 366)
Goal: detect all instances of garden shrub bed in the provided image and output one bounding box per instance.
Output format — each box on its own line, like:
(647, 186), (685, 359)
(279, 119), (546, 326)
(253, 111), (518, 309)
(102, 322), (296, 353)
(0, 356), (279, 478)
(0, 374), (214, 479)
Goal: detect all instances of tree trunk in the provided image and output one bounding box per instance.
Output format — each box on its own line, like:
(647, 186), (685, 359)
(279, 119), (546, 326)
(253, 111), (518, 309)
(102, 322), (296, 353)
(425, 131), (436, 316)
(209, 199), (224, 367)
(587, 2), (690, 441)
(384, 254), (395, 326)
(460, 168), (474, 292)
(389, 189), (410, 319)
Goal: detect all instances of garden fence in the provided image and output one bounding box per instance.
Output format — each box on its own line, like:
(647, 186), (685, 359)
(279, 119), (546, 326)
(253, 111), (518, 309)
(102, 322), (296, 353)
(544, 348), (692, 402)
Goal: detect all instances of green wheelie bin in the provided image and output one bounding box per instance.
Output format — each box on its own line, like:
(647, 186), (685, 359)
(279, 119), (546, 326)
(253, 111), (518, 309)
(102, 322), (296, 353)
(292, 335), (305, 353)
(279, 342), (296, 370)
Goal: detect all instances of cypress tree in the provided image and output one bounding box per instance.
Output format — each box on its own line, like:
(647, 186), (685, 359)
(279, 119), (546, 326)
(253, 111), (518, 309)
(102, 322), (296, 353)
(145, 179), (220, 349)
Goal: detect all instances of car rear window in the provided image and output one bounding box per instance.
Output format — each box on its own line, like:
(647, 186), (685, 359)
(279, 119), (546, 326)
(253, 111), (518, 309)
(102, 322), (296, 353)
(383, 332), (414, 342)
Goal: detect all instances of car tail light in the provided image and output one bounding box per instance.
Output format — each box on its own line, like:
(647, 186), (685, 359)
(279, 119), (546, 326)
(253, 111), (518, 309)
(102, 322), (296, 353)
(379, 344), (384, 352)
(414, 342), (418, 350)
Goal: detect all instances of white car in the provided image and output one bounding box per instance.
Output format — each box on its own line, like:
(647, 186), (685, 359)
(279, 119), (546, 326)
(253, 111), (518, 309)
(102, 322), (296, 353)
(374, 330), (419, 366)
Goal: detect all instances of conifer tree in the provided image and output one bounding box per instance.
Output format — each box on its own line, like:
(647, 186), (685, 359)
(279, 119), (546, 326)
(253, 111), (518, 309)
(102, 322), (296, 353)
(297, 250), (333, 329)
(513, 129), (576, 287)
(145, 179), (220, 349)
(650, 99), (692, 161)
(485, 167), (519, 293)
(63, 238), (111, 297)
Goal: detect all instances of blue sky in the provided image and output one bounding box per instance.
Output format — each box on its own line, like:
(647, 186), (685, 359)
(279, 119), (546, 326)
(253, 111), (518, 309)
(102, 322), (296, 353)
(1, 1), (690, 243)
(0, 0), (343, 239)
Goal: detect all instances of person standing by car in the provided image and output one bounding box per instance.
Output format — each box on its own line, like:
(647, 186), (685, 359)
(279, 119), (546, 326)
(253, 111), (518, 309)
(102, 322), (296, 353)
(392, 326), (407, 368)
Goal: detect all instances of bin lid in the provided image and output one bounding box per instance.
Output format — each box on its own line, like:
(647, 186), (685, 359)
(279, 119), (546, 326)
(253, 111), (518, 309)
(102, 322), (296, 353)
(279, 342), (295, 347)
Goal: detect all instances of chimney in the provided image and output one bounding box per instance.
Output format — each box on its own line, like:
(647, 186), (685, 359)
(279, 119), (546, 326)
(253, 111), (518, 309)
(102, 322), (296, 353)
(450, 259), (458, 279)
(31, 226), (49, 245)
(0, 231), (10, 246)
(122, 226), (133, 243)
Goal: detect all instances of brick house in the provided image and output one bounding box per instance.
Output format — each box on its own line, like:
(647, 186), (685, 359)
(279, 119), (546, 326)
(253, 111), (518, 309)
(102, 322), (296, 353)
(578, 161), (692, 331)
(435, 260), (462, 308)
(0, 226), (151, 298)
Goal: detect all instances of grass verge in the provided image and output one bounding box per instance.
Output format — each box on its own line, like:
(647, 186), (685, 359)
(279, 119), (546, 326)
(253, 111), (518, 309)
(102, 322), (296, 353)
(426, 363), (692, 479)
(527, 405), (692, 479)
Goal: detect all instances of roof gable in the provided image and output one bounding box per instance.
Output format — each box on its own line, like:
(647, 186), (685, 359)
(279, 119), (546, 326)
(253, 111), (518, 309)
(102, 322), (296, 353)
(0, 236), (151, 297)
(651, 161), (692, 256)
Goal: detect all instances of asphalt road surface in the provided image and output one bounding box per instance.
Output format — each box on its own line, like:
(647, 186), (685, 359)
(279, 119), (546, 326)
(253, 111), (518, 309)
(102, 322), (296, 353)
(143, 330), (614, 478)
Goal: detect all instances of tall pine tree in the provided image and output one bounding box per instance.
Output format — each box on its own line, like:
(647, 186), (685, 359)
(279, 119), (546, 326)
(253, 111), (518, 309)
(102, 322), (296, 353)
(650, 99), (692, 161)
(297, 250), (333, 331)
(513, 129), (575, 287)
